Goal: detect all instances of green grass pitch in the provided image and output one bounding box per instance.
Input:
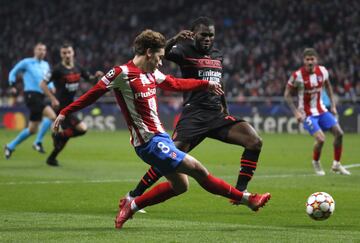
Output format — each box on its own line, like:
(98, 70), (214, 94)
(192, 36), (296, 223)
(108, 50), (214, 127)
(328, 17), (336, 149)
(1, 130), (359, 242)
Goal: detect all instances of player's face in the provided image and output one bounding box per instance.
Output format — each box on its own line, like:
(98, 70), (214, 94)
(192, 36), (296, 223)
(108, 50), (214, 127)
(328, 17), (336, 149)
(147, 48), (165, 72)
(60, 47), (75, 64)
(194, 24), (215, 54)
(34, 44), (47, 60)
(304, 55), (318, 73)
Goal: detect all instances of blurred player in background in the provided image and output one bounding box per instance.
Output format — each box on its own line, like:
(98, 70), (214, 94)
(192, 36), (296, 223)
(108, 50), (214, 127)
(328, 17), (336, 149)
(284, 48), (350, 176)
(4, 43), (57, 159)
(127, 17), (263, 205)
(52, 29), (271, 229)
(40, 43), (103, 166)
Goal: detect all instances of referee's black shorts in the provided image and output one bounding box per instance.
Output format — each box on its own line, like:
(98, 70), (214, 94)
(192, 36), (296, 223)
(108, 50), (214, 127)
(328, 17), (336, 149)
(24, 91), (47, 122)
(172, 105), (245, 150)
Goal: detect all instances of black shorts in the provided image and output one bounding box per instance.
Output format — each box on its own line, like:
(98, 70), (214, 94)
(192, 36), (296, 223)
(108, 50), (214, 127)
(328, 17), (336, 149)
(172, 105), (245, 150)
(24, 91), (46, 121)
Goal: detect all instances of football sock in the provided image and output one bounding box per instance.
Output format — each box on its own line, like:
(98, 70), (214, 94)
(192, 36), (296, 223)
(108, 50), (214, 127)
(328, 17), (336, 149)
(199, 174), (244, 202)
(134, 182), (177, 209)
(34, 118), (52, 145)
(313, 150), (321, 162)
(59, 128), (86, 139)
(129, 167), (162, 197)
(49, 137), (69, 160)
(236, 149), (259, 191)
(7, 128), (31, 150)
(334, 145), (342, 162)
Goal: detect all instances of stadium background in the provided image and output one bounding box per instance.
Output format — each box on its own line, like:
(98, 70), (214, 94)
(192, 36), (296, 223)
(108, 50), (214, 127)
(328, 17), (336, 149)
(1, 1), (360, 242)
(0, 0), (359, 132)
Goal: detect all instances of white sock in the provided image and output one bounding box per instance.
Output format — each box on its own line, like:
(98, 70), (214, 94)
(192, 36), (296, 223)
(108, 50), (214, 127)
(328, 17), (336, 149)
(240, 192), (251, 204)
(130, 200), (139, 212)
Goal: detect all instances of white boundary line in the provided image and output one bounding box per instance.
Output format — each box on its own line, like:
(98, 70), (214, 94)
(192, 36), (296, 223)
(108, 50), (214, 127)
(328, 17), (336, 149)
(0, 163), (358, 186)
(0, 173), (316, 186)
(344, 163), (360, 169)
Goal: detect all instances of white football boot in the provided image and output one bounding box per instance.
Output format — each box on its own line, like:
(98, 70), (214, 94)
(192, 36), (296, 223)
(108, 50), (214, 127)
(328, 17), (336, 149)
(331, 161), (351, 175)
(312, 160), (325, 176)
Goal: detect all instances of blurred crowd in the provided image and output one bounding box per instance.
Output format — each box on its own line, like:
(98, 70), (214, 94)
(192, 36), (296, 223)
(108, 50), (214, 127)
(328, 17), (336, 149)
(1, 0), (359, 103)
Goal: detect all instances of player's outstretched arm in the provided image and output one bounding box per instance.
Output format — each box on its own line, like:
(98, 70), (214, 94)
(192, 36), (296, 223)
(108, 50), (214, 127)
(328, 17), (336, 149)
(158, 75), (223, 95)
(57, 81), (108, 123)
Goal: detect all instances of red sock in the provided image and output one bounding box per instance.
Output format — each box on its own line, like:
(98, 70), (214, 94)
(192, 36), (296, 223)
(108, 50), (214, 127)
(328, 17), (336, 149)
(199, 174), (244, 201)
(134, 182), (177, 209)
(334, 145), (342, 162)
(313, 150), (321, 161)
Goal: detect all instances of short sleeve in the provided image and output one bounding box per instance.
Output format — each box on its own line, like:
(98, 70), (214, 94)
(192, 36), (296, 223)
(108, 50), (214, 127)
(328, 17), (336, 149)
(287, 72), (298, 88)
(319, 66), (329, 81)
(100, 66), (123, 86)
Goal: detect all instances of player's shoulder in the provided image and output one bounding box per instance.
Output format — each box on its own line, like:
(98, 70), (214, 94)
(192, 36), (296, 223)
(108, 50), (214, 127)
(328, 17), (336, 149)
(210, 47), (223, 60)
(20, 57), (34, 64)
(318, 65), (328, 73)
(52, 63), (63, 72)
(101, 65), (125, 85)
(74, 62), (84, 70)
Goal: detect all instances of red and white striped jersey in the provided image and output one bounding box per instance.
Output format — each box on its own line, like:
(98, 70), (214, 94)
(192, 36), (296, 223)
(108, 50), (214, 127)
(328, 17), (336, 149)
(60, 60), (208, 147)
(287, 65), (329, 116)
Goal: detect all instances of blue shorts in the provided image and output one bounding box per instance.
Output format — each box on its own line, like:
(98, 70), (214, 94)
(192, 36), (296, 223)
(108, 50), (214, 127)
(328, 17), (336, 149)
(303, 112), (338, 135)
(135, 133), (186, 175)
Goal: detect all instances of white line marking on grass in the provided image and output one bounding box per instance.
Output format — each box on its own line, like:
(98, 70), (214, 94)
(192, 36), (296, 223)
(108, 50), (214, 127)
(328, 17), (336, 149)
(0, 173), (317, 186)
(343, 163), (360, 169)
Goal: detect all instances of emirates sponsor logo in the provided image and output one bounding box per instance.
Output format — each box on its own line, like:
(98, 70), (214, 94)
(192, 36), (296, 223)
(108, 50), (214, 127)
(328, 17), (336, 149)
(134, 88), (156, 99)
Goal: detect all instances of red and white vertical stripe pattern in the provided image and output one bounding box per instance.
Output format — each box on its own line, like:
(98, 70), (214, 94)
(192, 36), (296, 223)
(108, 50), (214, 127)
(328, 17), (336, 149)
(287, 65), (328, 116)
(101, 61), (166, 146)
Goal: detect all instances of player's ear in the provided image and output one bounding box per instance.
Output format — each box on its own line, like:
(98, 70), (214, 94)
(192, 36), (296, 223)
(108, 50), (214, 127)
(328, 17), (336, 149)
(145, 48), (152, 59)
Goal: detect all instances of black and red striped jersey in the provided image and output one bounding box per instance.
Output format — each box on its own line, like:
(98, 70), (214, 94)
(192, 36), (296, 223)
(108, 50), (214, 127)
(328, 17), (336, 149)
(48, 63), (91, 109)
(166, 42), (224, 110)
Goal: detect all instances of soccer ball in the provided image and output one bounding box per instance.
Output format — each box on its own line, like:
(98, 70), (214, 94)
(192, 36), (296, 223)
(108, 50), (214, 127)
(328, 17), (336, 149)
(306, 192), (335, 220)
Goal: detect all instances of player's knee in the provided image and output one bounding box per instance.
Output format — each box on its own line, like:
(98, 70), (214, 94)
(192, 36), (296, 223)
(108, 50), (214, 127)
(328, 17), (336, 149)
(335, 129), (343, 139)
(173, 181), (189, 195)
(246, 136), (263, 151)
(315, 134), (325, 144)
(78, 129), (87, 136)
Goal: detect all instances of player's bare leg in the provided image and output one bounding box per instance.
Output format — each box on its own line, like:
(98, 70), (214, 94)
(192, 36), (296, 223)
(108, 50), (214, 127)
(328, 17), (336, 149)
(312, 130), (326, 176)
(329, 124), (350, 175)
(115, 155), (271, 229)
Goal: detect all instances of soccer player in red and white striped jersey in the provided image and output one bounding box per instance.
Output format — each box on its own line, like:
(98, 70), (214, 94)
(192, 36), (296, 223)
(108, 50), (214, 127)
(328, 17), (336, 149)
(284, 48), (350, 176)
(53, 29), (271, 229)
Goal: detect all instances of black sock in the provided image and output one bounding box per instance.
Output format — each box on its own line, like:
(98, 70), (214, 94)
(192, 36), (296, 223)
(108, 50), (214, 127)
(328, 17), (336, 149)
(236, 149), (260, 192)
(49, 137), (69, 160)
(129, 166), (162, 197)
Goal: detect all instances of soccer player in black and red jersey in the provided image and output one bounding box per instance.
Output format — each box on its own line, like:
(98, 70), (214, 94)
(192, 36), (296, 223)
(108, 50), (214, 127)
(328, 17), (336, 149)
(126, 17), (263, 205)
(41, 43), (103, 166)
